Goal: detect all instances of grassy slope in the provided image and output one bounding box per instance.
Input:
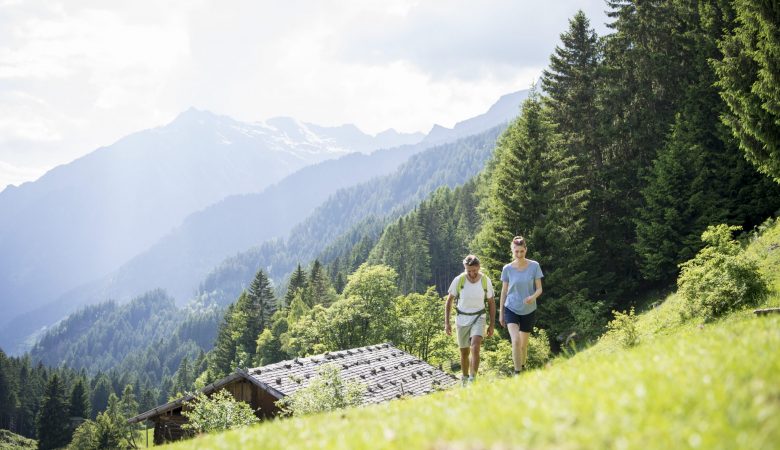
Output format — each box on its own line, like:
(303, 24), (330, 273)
(166, 220), (780, 450)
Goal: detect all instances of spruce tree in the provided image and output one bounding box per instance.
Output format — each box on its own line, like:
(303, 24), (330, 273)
(635, 0), (780, 284)
(597, 0), (693, 303)
(715, 0), (780, 181)
(305, 260), (337, 307)
(69, 378), (90, 420)
(208, 304), (237, 380)
(283, 264), (307, 309)
(37, 374), (71, 450)
(90, 374), (112, 419)
(475, 92), (593, 340)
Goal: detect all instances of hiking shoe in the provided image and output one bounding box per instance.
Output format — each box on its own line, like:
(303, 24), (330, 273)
(461, 377), (469, 387)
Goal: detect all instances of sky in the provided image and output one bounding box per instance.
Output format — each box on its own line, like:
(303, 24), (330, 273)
(0, 0), (611, 189)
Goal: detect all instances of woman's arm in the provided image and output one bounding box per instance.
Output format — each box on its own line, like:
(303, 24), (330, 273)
(525, 278), (543, 304)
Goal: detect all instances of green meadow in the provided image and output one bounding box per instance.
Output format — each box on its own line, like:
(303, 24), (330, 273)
(166, 220), (780, 450)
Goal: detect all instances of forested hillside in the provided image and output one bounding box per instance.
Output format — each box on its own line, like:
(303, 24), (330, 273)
(4, 0), (780, 448)
(195, 126), (504, 307)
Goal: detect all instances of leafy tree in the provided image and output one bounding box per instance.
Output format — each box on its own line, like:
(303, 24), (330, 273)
(181, 390), (259, 435)
(68, 420), (99, 450)
(277, 364), (365, 417)
(715, 0), (780, 181)
(254, 312), (289, 366)
(37, 374), (71, 450)
(393, 288), (443, 361)
(678, 225), (769, 322)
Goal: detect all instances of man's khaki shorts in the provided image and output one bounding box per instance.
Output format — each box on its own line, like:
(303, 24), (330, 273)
(456, 315), (486, 348)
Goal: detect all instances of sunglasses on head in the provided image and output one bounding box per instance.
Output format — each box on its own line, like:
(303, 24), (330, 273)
(512, 238), (525, 246)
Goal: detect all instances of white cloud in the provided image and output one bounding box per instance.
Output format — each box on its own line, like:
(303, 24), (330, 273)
(0, 0), (611, 186)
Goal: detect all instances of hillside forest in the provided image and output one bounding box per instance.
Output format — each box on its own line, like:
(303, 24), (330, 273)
(1, 0), (780, 448)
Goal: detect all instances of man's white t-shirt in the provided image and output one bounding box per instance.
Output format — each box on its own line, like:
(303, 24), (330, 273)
(448, 273), (495, 327)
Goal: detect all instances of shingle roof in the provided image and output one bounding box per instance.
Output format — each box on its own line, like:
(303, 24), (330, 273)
(248, 342), (458, 403)
(128, 342), (457, 424)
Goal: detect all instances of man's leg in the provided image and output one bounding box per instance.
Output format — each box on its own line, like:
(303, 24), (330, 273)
(469, 335), (483, 378)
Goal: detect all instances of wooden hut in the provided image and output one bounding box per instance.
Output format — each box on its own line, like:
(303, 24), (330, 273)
(128, 343), (457, 444)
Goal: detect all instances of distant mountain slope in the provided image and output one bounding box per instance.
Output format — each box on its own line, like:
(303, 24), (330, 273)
(1, 88), (528, 355)
(197, 125), (505, 306)
(0, 109), (419, 328)
(422, 89), (531, 145)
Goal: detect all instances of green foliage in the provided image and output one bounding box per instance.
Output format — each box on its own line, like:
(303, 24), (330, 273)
(474, 92), (593, 341)
(604, 307), (639, 348)
(181, 390), (259, 435)
(67, 420), (98, 450)
(277, 364), (366, 417)
(69, 378), (90, 419)
(70, 392), (139, 450)
(635, 0), (780, 285)
(678, 225), (769, 322)
(715, 0), (780, 181)
(36, 374), (72, 450)
(392, 288), (443, 361)
(0, 429), (37, 450)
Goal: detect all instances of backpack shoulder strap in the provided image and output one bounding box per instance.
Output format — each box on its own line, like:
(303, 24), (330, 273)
(456, 273), (466, 297)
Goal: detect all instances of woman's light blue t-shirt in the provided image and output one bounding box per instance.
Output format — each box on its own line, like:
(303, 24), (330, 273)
(501, 260), (543, 316)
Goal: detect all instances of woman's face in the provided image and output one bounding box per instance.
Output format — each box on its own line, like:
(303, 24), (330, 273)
(465, 264), (480, 279)
(511, 243), (527, 259)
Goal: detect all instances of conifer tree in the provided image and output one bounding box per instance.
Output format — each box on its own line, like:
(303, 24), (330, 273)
(635, 0), (780, 283)
(69, 378), (90, 420)
(37, 374), (71, 450)
(0, 350), (18, 430)
(596, 0), (693, 301)
(305, 260), (337, 307)
(284, 264), (307, 309)
(475, 92), (593, 339)
(208, 303), (236, 380)
(715, 0), (780, 181)
(90, 374), (112, 419)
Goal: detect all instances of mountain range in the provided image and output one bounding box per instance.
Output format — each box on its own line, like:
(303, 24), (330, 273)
(0, 88), (530, 354)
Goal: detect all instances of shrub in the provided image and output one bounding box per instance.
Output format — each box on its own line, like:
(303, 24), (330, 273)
(276, 364), (366, 417)
(482, 328), (552, 375)
(678, 225), (769, 322)
(526, 328), (552, 369)
(181, 390), (259, 435)
(605, 307), (639, 348)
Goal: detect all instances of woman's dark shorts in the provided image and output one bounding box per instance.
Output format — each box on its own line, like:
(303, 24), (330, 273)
(504, 307), (536, 333)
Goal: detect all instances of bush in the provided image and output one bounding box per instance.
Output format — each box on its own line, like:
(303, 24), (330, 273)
(277, 364), (366, 417)
(678, 225), (769, 322)
(604, 307), (639, 348)
(481, 328), (552, 375)
(181, 390), (259, 435)
(526, 328), (552, 369)
(0, 430), (37, 450)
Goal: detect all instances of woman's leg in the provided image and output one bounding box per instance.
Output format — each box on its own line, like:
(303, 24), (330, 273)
(518, 331), (531, 369)
(507, 323), (522, 371)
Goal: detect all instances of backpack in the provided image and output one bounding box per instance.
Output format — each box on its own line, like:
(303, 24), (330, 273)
(455, 272), (490, 318)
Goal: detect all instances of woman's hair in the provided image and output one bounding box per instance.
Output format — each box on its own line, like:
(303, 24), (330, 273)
(511, 236), (526, 247)
(462, 254), (480, 266)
